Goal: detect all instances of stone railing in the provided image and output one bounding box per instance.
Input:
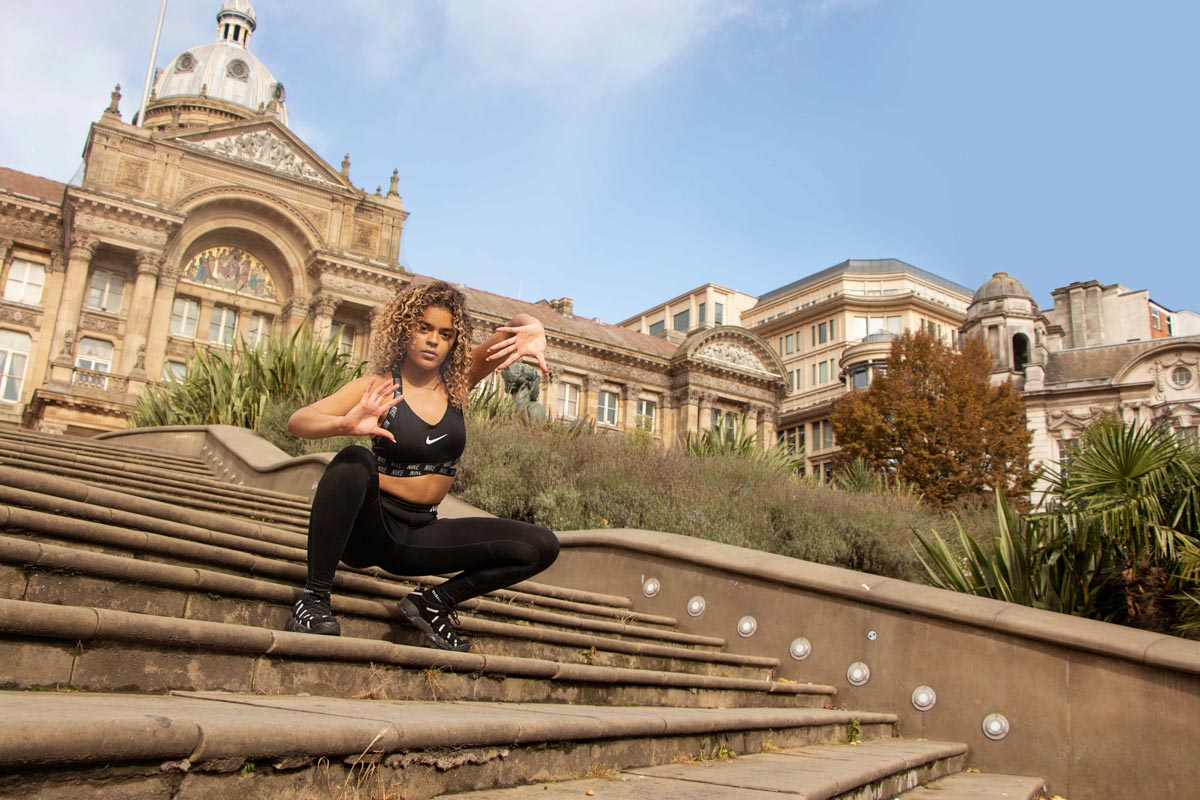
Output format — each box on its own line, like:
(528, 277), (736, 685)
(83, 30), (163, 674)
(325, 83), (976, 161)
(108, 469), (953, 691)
(70, 367), (127, 395)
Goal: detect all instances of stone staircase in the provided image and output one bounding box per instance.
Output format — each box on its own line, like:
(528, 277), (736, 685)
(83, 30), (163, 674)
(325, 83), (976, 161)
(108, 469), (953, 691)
(0, 428), (1046, 799)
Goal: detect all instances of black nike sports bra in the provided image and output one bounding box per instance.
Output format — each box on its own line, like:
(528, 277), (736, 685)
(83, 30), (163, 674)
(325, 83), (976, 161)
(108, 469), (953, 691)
(371, 371), (466, 479)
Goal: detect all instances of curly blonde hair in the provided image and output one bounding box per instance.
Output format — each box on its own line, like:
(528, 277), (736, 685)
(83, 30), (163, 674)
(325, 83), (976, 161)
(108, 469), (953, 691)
(368, 281), (474, 409)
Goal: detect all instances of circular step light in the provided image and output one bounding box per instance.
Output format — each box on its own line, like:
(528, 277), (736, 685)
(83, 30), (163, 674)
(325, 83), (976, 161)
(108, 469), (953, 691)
(789, 637), (812, 661)
(846, 661), (871, 686)
(736, 615), (758, 637)
(982, 713), (1010, 741)
(911, 685), (937, 711)
(686, 596), (706, 617)
(642, 578), (660, 598)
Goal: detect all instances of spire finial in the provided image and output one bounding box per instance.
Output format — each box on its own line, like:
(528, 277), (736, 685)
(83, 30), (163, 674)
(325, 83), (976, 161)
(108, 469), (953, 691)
(388, 169), (400, 197)
(341, 154), (351, 179)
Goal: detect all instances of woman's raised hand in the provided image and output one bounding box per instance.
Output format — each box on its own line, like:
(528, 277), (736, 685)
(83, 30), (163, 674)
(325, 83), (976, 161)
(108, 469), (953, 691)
(342, 375), (404, 441)
(487, 321), (550, 375)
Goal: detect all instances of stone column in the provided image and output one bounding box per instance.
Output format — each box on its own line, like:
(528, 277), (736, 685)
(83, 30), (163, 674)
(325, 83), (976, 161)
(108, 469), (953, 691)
(143, 261), (182, 380)
(311, 293), (340, 342)
(282, 297), (310, 337)
(621, 384), (639, 433)
(365, 305), (387, 366)
(49, 235), (98, 364)
(119, 251), (162, 375)
(698, 393), (714, 432)
(579, 375), (595, 423)
(676, 389), (698, 438)
(755, 404), (777, 450)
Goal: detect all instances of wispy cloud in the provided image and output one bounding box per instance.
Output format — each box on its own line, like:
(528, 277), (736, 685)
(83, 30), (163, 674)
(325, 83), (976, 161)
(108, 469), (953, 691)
(440, 0), (755, 92)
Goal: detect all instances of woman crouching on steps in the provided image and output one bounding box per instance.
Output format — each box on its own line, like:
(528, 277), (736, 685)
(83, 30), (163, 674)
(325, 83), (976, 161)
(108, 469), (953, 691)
(284, 280), (559, 652)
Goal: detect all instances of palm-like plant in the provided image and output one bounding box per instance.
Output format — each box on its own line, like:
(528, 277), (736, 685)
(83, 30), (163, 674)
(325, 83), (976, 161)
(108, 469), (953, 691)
(915, 421), (1200, 635)
(683, 415), (801, 472)
(131, 328), (363, 430)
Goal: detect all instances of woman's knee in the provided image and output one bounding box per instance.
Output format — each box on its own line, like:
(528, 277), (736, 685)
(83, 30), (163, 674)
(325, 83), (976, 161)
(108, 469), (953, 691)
(529, 524), (560, 569)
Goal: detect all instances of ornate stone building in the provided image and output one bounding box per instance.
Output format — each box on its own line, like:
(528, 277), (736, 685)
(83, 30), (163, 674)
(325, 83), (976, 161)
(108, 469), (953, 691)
(962, 272), (1200, 477)
(0, 0), (785, 442)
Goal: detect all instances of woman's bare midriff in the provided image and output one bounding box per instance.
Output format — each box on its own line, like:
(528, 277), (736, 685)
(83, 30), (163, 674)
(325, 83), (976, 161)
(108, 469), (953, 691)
(380, 472), (455, 506)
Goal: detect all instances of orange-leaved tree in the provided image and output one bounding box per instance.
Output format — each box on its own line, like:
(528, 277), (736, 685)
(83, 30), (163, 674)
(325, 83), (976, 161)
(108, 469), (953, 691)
(830, 330), (1032, 508)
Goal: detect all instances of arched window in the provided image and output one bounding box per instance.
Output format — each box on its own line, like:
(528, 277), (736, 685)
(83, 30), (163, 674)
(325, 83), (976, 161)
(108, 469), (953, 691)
(1012, 333), (1030, 371)
(0, 329), (31, 402)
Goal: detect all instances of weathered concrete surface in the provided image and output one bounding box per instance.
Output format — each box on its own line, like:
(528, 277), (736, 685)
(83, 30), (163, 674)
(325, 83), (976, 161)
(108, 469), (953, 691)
(0, 691), (896, 768)
(436, 740), (1015, 800)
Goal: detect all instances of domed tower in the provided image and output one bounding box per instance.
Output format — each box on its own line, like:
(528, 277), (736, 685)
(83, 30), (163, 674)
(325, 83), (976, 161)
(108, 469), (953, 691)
(141, 0), (288, 130)
(961, 272), (1046, 389)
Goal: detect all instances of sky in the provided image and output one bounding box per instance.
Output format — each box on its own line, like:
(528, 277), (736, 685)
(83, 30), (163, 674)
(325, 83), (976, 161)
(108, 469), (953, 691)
(3, 0), (1198, 324)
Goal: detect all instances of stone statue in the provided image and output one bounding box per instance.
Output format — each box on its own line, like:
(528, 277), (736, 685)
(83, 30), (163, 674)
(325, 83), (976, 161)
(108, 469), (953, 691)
(59, 329), (75, 360)
(388, 169), (400, 197)
(341, 153), (351, 178)
(135, 345), (146, 371)
(501, 362), (541, 402)
(106, 84), (121, 116)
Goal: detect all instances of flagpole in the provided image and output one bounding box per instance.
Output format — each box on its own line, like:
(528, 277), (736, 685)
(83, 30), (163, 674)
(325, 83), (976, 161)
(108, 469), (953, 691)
(137, 0), (169, 127)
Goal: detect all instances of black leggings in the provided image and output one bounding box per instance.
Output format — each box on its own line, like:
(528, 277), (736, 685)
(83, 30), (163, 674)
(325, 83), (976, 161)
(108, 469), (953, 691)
(303, 445), (559, 606)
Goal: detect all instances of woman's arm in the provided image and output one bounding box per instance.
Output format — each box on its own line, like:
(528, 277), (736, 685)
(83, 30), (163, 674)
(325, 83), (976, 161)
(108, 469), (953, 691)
(467, 313), (551, 388)
(287, 374), (405, 441)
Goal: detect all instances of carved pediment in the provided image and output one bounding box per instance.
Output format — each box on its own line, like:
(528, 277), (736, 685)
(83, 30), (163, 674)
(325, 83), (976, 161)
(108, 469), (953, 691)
(696, 341), (768, 373)
(174, 124), (343, 187)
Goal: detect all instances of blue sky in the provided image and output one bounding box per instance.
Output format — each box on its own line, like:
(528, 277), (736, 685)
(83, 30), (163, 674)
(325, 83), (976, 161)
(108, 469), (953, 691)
(4, 1), (1197, 323)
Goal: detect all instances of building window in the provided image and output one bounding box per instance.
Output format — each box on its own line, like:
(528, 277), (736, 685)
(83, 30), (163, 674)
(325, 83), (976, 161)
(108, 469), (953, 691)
(818, 322), (828, 345)
(0, 329), (31, 402)
(715, 303), (724, 324)
(819, 360), (830, 384)
(649, 320), (665, 338)
(86, 270), (125, 314)
(829, 318), (836, 340)
(209, 305), (238, 345)
(778, 425), (805, 455)
(3, 259), (45, 305)
(248, 313), (273, 349)
(557, 382), (580, 419)
(785, 334), (794, 355)
(75, 337), (113, 372)
(847, 364), (870, 389)
(673, 309), (690, 332)
(636, 398), (656, 432)
(163, 361), (187, 381)
(597, 390), (619, 426)
(1171, 366), (1193, 389)
(811, 419), (834, 450)
(169, 297), (200, 337)
(330, 322), (355, 355)
(788, 371), (795, 391)
(1151, 308), (1162, 329)
(698, 303), (706, 325)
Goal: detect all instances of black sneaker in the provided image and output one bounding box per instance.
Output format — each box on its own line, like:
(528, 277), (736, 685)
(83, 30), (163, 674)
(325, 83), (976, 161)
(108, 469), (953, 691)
(398, 591), (472, 652)
(284, 592), (341, 636)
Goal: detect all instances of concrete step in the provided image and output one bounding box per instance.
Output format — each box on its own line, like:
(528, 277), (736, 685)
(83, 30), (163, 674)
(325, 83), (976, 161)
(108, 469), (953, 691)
(438, 739), (982, 800)
(0, 447), (311, 530)
(0, 497), (722, 649)
(0, 597), (833, 708)
(901, 771), (1046, 799)
(0, 439), (311, 511)
(435, 745), (1046, 800)
(0, 533), (778, 681)
(0, 691), (895, 800)
(0, 468), (665, 628)
(0, 427), (212, 475)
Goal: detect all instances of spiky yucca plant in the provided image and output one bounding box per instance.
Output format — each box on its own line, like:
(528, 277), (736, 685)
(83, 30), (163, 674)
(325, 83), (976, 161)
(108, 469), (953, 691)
(130, 328), (363, 430)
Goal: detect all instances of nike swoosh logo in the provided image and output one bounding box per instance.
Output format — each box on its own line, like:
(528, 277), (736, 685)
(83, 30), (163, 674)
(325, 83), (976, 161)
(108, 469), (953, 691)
(426, 434), (449, 445)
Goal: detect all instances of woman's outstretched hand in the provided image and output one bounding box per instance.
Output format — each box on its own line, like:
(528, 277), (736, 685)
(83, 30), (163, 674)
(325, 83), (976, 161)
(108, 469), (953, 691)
(487, 321), (550, 375)
(342, 376), (404, 441)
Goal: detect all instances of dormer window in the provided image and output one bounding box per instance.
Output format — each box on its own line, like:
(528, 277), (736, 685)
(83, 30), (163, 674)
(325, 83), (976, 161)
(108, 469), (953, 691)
(176, 52), (195, 72)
